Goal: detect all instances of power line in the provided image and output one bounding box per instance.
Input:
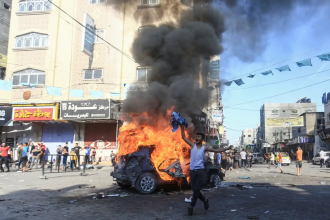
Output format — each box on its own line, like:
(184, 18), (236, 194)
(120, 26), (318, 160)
(224, 41), (330, 82)
(224, 68), (330, 91)
(225, 104), (324, 112)
(226, 76), (330, 107)
(47, 0), (137, 63)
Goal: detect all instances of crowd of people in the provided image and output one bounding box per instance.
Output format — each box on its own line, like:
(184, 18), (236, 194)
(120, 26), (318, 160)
(0, 140), (117, 172)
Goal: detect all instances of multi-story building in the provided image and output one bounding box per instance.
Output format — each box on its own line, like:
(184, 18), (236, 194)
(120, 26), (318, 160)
(0, 0), (12, 79)
(1, 0), (193, 155)
(259, 101), (317, 152)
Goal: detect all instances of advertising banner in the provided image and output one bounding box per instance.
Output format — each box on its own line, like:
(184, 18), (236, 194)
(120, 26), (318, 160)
(0, 106), (13, 126)
(81, 13), (95, 56)
(60, 100), (110, 120)
(13, 106), (57, 121)
(318, 128), (330, 141)
(265, 117), (304, 127)
(213, 109), (223, 123)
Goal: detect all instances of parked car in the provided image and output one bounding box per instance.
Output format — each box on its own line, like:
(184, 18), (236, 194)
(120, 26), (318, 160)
(281, 152), (291, 166)
(111, 146), (224, 195)
(312, 151), (330, 165)
(252, 153), (264, 164)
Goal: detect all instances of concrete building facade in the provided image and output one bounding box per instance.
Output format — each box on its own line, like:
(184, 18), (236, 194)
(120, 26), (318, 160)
(0, 0), (12, 79)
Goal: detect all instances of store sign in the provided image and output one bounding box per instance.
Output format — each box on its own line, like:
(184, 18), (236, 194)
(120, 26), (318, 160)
(13, 106), (56, 121)
(60, 100), (110, 120)
(318, 128), (330, 141)
(265, 117), (304, 127)
(123, 83), (148, 99)
(0, 106), (13, 126)
(81, 13), (94, 56)
(213, 110), (223, 123)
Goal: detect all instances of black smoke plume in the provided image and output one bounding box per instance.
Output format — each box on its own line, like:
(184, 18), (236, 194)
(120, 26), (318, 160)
(122, 4), (225, 131)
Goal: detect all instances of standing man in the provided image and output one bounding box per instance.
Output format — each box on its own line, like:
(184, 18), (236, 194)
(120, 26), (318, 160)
(84, 145), (91, 166)
(56, 145), (63, 170)
(0, 144), (11, 172)
(291, 146), (303, 176)
(21, 143), (29, 172)
(240, 150), (247, 168)
(30, 146), (41, 169)
(277, 150), (284, 173)
(234, 150), (240, 169)
(91, 148), (97, 164)
(319, 148), (325, 168)
(110, 150), (116, 166)
(73, 143), (82, 166)
(180, 125), (232, 216)
(16, 144), (23, 170)
(221, 151), (227, 170)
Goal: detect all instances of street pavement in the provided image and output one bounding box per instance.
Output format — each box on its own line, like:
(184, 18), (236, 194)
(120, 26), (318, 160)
(0, 162), (330, 220)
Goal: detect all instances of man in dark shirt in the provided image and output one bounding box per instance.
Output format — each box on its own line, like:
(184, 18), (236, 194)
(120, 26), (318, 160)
(56, 145), (63, 170)
(64, 142), (69, 152)
(73, 143), (82, 166)
(30, 146), (41, 169)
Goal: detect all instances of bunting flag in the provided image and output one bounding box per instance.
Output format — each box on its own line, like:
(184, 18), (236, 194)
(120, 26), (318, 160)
(20, 83), (38, 89)
(247, 74), (255, 78)
(0, 80), (12, 91)
(234, 79), (245, 86)
(90, 90), (103, 98)
(46, 86), (62, 96)
(317, 53), (330, 61)
(110, 92), (120, 97)
(261, 70), (273, 76)
(223, 81), (233, 86)
(70, 89), (84, 98)
(296, 58), (312, 67)
(276, 65), (291, 72)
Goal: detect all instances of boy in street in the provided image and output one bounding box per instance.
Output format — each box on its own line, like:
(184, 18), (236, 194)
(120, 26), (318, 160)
(291, 146), (303, 176)
(70, 149), (77, 171)
(180, 125), (232, 216)
(73, 143), (82, 166)
(277, 150), (284, 173)
(0, 144), (11, 172)
(91, 148), (97, 164)
(319, 148), (325, 168)
(84, 146), (91, 166)
(21, 144), (30, 172)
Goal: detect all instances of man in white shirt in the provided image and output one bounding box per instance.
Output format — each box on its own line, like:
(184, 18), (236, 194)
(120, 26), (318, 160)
(319, 149), (326, 168)
(240, 150), (247, 167)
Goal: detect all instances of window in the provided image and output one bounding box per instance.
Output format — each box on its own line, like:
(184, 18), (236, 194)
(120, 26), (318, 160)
(15, 33), (49, 49)
(18, 0), (51, 12)
(298, 128), (301, 133)
(181, 0), (192, 7)
(90, 0), (107, 4)
(94, 29), (105, 43)
(317, 119), (322, 125)
(137, 67), (151, 82)
(140, 0), (159, 5)
(12, 68), (45, 86)
(243, 135), (245, 137)
(4, 3), (11, 11)
(291, 109), (298, 114)
(271, 110), (278, 115)
(248, 135), (251, 137)
(83, 69), (103, 80)
(138, 25), (155, 36)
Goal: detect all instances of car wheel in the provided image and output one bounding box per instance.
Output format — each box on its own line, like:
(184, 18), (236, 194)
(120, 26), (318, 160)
(312, 160), (315, 165)
(135, 172), (157, 195)
(117, 181), (131, 189)
(210, 173), (221, 188)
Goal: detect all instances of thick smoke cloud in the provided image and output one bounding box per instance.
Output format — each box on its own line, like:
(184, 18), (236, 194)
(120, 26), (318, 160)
(123, 4), (225, 130)
(216, 0), (329, 63)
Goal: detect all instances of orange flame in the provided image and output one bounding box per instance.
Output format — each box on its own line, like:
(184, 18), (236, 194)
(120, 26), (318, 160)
(117, 112), (191, 181)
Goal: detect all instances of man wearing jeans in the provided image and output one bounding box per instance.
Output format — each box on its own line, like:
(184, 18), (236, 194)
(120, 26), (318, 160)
(240, 150), (247, 167)
(320, 149), (325, 168)
(180, 125), (232, 216)
(30, 146), (41, 169)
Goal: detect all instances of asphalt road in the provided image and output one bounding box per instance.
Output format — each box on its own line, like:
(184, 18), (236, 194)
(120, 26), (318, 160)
(0, 161), (329, 220)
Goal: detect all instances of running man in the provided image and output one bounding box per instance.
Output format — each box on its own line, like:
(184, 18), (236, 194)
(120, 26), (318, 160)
(291, 146), (303, 176)
(277, 150), (284, 173)
(180, 125), (232, 216)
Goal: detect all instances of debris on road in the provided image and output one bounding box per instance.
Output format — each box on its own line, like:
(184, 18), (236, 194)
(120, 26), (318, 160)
(247, 216), (259, 219)
(185, 196), (192, 203)
(249, 196), (256, 199)
(67, 200), (76, 204)
(265, 211), (269, 214)
(239, 176), (250, 179)
(231, 209), (237, 212)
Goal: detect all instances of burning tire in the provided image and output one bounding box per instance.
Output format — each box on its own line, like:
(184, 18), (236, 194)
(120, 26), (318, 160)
(135, 172), (157, 195)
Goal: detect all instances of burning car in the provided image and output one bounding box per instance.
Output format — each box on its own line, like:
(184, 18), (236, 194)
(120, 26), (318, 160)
(111, 146), (223, 195)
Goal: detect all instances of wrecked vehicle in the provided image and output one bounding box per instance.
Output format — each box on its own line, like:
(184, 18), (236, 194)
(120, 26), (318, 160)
(110, 147), (224, 195)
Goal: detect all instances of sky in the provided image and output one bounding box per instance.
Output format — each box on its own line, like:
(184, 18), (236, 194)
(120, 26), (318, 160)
(214, 1), (330, 145)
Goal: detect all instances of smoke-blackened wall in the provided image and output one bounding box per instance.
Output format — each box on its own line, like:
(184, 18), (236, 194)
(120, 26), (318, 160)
(122, 4), (225, 130)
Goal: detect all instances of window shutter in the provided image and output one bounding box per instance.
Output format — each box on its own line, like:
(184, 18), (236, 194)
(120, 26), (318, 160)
(94, 70), (103, 79)
(84, 70), (93, 79)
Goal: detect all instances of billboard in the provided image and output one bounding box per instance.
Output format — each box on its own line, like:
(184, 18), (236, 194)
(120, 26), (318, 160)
(0, 53), (7, 68)
(81, 13), (95, 56)
(265, 117), (304, 127)
(60, 100), (110, 120)
(209, 55), (220, 81)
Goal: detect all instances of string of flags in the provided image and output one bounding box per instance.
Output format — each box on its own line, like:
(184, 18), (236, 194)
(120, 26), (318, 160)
(223, 52), (330, 86)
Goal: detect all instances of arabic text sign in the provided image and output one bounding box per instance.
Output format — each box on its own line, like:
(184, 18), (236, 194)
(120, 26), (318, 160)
(13, 107), (56, 121)
(0, 106), (13, 126)
(81, 13), (94, 56)
(60, 100), (110, 120)
(265, 117), (304, 127)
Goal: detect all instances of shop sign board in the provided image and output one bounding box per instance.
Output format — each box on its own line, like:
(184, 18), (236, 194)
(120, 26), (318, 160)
(60, 99), (110, 120)
(13, 106), (57, 121)
(0, 106), (13, 126)
(265, 117), (304, 127)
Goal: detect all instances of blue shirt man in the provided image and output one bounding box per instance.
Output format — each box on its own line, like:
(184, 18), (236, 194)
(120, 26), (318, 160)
(217, 153), (222, 165)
